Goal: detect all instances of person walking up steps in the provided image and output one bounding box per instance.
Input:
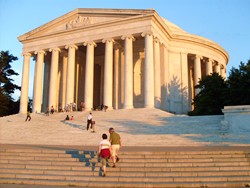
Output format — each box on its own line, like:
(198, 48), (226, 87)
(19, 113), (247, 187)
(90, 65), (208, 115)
(25, 111), (31, 121)
(109, 127), (121, 168)
(86, 113), (92, 131)
(98, 133), (111, 177)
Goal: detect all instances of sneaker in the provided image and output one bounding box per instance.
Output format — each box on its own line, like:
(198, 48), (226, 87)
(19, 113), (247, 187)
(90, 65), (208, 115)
(116, 156), (120, 162)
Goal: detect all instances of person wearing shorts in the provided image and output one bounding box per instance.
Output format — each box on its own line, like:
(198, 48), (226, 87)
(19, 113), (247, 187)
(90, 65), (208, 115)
(98, 133), (111, 177)
(109, 127), (122, 168)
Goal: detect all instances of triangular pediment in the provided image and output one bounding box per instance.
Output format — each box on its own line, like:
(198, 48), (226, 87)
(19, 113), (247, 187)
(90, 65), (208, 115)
(19, 8), (155, 41)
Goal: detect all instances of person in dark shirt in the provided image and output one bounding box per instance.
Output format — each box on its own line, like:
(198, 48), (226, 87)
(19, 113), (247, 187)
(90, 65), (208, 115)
(25, 111), (31, 121)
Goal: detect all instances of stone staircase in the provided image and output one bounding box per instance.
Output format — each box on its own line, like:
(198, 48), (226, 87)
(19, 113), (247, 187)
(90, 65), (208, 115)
(0, 147), (250, 187)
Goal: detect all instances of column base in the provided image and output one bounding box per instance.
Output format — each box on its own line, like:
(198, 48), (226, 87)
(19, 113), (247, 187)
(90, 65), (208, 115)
(84, 107), (92, 111)
(144, 105), (154, 108)
(19, 109), (26, 114)
(123, 105), (134, 109)
(101, 106), (113, 112)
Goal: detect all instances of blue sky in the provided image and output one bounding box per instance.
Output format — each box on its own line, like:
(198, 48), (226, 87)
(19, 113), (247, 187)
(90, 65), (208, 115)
(0, 0), (249, 100)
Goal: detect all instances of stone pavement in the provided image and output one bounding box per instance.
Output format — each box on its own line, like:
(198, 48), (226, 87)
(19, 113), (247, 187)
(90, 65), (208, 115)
(0, 108), (249, 147)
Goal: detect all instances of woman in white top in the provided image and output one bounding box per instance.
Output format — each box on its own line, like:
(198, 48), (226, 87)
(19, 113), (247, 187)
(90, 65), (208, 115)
(98, 133), (111, 177)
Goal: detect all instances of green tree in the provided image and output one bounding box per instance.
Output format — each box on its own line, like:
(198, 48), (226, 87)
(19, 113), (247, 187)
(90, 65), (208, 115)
(227, 60), (250, 105)
(0, 51), (20, 116)
(188, 73), (228, 115)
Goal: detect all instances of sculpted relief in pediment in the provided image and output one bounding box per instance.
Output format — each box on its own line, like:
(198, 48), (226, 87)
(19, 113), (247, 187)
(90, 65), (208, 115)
(66, 16), (95, 29)
(34, 15), (122, 36)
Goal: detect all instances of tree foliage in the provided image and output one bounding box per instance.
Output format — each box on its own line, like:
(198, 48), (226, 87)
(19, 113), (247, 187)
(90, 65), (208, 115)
(227, 60), (250, 105)
(188, 73), (228, 115)
(189, 59), (250, 116)
(0, 51), (20, 117)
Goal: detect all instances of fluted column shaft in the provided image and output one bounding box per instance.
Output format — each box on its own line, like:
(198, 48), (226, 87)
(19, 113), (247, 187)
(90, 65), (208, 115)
(65, 45), (78, 106)
(206, 58), (213, 75)
(143, 32), (154, 108)
(153, 38), (161, 107)
(103, 39), (114, 109)
(221, 65), (226, 79)
(180, 52), (189, 112)
(84, 42), (96, 111)
(194, 55), (201, 95)
(19, 53), (31, 114)
(122, 36), (134, 109)
(215, 62), (221, 75)
(61, 55), (68, 110)
(113, 44), (120, 110)
(33, 50), (45, 113)
(49, 48), (60, 109)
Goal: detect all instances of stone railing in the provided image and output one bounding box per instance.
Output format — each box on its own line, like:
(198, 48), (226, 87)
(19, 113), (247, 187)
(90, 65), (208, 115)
(222, 105), (250, 131)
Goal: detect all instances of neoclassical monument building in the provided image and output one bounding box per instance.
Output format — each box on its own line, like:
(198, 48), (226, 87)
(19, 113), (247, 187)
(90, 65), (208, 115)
(19, 8), (229, 114)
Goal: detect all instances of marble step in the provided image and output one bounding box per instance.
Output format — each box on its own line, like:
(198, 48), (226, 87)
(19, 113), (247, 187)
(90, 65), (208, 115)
(0, 178), (249, 187)
(0, 168), (249, 177)
(1, 148), (249, 188)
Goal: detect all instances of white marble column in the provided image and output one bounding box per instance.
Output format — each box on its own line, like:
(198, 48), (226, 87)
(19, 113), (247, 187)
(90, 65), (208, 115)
(84, 42), (96, 111)
(75, 56), (80, 107)
(113, 43), (120, 109)
(206, 58), (213, 75)
(65, 45), (78, 106)
(194, 55), (201, 95)
(33, 50), (45, 113)
(19, 53), (31, 114)
(48, 48), (60, 110)
(153, 37), (161, 108)
(162, 45), (169, 110)
(221, 65), (226, 79)
(61, 55), (68, 110)
(215, 62), (221, 75)
(181, 52), (189, 112)
(42, 60), (50, 112)
(142, 32), (154, 108)
(121, 35), (134, 109)
(102, 39), (114, 109)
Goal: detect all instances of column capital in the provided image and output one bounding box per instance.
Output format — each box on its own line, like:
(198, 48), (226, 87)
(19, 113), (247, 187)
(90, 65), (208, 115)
(141, 31), (153, 37)
(114, 42), (122, 50)
(208, 58), (214, 63)
(34, 50), (46, 55)
(22, 52), (32, 57)
(121, 35), (135, 41)
(83, 41), (97, 47)
(49, 47), (61, 53)
(190, 54), (202, 61)
(195, 54), (202, 59)
(65, 44), (78, 50)
(153, 37), (162, 44)
(102, 38), (114, 43)
(213, 61), (220, 66)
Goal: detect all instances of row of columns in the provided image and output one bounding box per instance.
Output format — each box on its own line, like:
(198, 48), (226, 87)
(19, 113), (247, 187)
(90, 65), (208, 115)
(19, 32), (157, 114)
(193, 55), (226, 95)
(19, 35), (226, 114)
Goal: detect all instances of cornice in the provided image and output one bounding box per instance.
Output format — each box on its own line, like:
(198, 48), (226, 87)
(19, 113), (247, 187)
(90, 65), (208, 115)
(171, 34), (229, 63)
